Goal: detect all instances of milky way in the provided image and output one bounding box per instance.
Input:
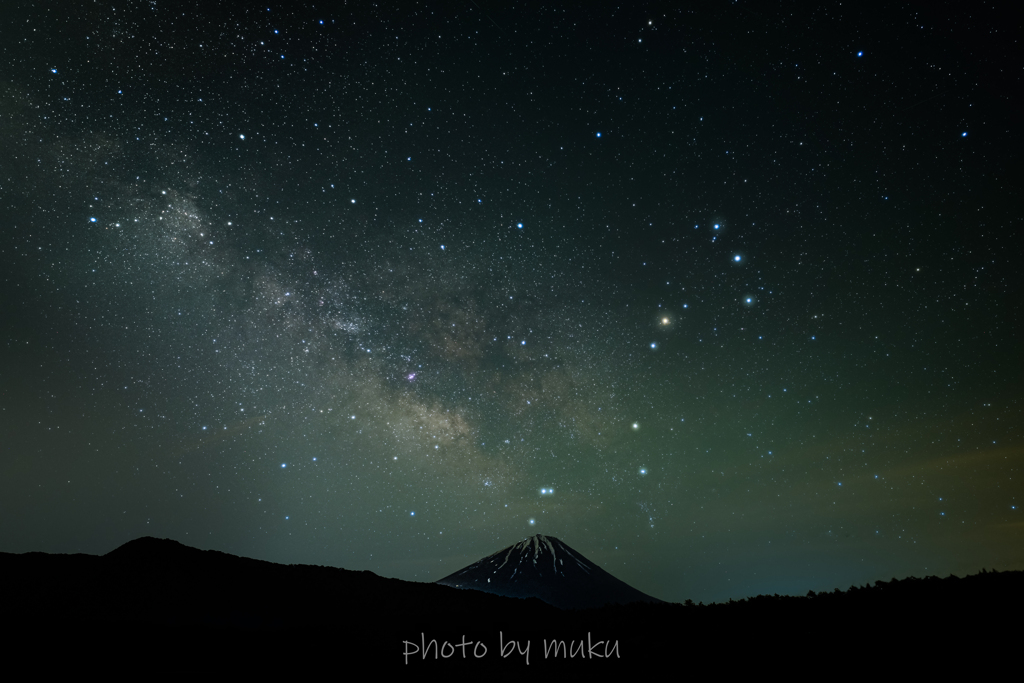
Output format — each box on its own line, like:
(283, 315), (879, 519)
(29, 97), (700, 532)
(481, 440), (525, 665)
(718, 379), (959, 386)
(2, 1), (1021, 602)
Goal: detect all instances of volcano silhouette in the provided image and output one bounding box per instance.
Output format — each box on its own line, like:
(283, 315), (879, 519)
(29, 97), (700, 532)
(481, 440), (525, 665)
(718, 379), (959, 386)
(436, 534), (663, 610)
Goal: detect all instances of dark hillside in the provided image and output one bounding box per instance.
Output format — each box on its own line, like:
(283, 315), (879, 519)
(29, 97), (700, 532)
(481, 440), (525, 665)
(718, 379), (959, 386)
(3, 538), (1019, 675)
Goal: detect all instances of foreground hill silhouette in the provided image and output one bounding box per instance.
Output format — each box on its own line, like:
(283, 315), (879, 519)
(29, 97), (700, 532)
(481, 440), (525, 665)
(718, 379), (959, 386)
(437, 534), (662, 609)
(3, 537), (1020, 675)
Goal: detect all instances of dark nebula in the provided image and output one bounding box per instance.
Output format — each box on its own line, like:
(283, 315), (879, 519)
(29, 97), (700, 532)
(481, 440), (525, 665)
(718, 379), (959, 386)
(1, 1), (1021, 603)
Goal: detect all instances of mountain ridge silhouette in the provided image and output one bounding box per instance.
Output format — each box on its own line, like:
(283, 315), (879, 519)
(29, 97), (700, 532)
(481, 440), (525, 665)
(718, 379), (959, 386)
(437, 534), (663, 609)
(2, 536), (1020, 674)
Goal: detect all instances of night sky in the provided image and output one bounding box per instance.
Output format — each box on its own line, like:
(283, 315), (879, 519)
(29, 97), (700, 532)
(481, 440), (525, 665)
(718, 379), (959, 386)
(2, 1), (1021, 604)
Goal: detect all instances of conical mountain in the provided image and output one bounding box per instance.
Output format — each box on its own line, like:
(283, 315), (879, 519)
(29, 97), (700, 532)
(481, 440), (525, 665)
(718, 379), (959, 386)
(436, 534), (662, 610)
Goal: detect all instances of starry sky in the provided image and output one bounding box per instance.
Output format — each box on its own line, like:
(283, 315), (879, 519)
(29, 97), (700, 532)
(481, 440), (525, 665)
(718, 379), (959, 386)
(2, 1), (1021, 604)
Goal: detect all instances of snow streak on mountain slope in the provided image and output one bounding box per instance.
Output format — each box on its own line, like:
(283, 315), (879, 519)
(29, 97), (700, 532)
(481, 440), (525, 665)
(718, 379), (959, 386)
(436, 535), (662, 610)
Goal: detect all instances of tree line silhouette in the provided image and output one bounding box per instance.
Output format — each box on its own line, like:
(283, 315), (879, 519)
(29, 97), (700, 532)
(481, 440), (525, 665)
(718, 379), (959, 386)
(1, 538), (1018, 675)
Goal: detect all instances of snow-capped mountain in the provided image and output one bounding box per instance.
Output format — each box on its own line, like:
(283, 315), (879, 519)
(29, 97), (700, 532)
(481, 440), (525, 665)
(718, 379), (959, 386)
(436, 534), (663, 610)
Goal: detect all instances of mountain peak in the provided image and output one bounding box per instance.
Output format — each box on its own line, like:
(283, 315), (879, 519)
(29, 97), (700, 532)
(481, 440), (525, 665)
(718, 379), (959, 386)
(437, 535), (661, 610)
(104, 536), (190, 558)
